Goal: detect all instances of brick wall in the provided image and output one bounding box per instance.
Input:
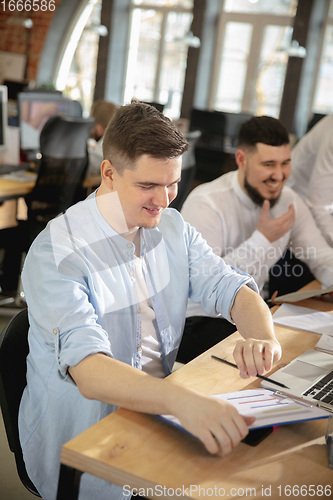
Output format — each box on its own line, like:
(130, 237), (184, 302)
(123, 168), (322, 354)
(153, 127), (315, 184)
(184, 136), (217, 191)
(0, 0), (62, 81)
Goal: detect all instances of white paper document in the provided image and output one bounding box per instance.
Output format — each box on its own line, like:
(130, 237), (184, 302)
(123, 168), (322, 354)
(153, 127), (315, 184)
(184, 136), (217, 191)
(315, 334), (333, 354)
(274, 286), (333, 303)
(159, 389), (329, 432)
(273, 303), (333, 335)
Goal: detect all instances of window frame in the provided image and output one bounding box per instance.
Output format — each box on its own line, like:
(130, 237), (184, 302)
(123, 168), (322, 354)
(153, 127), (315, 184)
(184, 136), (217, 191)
(208, 8), (294, 114)
(310, 0), (333, 114)
(123, 1), (193, 110)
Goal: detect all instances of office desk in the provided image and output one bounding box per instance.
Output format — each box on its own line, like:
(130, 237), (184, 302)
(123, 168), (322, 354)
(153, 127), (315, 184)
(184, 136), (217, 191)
(0, 173), (101, 231)
(57, 283), (332, 500)
(0, 173), (101, 203)
(0, 174), (37, 202)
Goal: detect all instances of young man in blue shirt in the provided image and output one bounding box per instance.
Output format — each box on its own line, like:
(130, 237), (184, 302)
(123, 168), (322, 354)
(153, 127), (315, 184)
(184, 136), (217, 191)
(19, 101), (281, 500)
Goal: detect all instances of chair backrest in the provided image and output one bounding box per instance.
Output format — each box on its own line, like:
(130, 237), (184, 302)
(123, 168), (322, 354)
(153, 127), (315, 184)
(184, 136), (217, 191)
(306, 113), (326, 133)
(26, 116), (95, 242)
(143, 101), (165, 113)
(39, 115), (94, 159)
(189, 109), (226, 182)
(0, 309), (41, 496)
(223, 112), (253, 144)
(169, 130), (201, 211)
(190, 108), (226, 141)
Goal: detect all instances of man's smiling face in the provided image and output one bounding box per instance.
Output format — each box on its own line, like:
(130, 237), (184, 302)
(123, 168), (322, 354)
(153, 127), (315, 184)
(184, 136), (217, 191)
(105, 154), (182, 232)
(237, 142), (291, 207)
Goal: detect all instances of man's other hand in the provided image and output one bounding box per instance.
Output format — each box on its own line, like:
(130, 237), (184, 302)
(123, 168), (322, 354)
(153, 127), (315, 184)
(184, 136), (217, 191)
(233, 338), (282, 378)
(257, 200), (295, 242)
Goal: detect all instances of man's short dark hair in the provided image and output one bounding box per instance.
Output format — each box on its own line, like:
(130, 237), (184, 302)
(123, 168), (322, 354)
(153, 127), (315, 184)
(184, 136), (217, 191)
(103, 100), (189, 174)
(238, 116), (289, 149)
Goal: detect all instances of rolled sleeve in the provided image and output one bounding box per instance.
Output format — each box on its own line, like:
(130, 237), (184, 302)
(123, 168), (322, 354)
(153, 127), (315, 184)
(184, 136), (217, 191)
(186, 223), (258, 322)
(22, 237), (112, 382)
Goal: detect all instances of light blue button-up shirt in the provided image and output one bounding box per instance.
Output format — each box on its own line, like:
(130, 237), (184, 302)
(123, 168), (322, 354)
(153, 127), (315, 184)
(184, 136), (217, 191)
(19, 192), (257, 500)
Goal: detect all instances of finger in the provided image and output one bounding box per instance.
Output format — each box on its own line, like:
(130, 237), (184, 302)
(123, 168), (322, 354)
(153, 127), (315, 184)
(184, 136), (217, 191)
(260, 199), (270, 217)
(233, 343), (249, 377)
(288, 203), (295, 216)
(243, 415), (256, 427)
(270, 290), (279, 305)
(253, 343), (265, 375)
(198, 428), (220, 455)
(272, 342), (282, 363)
(262, 344), (274, 372)
(211, 411), (247, 453)
(240, 341), (258, 377)
(210, 425), (233, 456)
(232, 413), (253, 440)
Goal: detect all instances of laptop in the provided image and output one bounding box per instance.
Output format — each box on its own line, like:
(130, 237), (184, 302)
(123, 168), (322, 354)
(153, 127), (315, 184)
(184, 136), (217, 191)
(261, 350), (333, 412)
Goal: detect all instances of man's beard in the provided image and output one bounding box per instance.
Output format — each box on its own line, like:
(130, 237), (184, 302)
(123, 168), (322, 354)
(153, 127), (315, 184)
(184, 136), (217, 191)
(244, 175), (282, 208)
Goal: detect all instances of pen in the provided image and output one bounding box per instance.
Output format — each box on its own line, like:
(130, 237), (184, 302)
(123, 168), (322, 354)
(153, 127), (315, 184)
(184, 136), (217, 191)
(211, 355), (290, 389)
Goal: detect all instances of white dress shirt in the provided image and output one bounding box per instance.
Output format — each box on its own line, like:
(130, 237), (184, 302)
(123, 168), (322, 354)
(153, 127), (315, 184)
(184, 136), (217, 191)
(288, 114), (333, 246)
(182, 170), (333, 317)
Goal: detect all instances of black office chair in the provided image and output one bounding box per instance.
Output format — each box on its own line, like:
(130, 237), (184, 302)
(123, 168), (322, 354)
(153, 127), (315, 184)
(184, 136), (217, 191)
(306, 113), (326, 133)
(142, 101), (164, 113)
(223, 112), (253, 146)
(0, 309), (41, 496)
(25, 115), (95, 243)
(169, 130), (201, 211)
(190, 108), (226, 182)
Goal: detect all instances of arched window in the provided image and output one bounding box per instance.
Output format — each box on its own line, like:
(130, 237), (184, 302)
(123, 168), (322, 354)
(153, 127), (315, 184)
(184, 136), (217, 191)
(55, 0), (103, 116)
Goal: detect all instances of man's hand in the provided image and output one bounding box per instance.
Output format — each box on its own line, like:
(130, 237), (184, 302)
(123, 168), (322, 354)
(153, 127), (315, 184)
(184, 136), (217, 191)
(231, 286), (282, 378)
(257, 200), (295, 242)
(70, 353), (255, 458)
(233, 338), (282, 378)
(175, 391), (255, 456)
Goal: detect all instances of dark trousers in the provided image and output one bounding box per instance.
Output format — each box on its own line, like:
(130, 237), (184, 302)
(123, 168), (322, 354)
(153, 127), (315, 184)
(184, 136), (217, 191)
(0, 222), (28, 294)
(176, 316), (237, 364)
(268, 250), (315, 298)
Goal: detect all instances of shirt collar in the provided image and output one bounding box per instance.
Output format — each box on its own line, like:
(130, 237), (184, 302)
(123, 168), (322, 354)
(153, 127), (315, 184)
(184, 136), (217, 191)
(90, 190), (161, 252)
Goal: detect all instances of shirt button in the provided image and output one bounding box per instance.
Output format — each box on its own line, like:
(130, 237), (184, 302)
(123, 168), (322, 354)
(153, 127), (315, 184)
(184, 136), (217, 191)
(129, 270), (134, 276)
(137, 346), (142, 352)
(53, 328), (57, 335)
(127, 243), (133, 248)
(137, 307), (141, 313)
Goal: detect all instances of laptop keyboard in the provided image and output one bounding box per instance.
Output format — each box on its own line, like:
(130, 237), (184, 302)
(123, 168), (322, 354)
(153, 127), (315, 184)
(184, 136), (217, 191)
(303, 370), (333, 405)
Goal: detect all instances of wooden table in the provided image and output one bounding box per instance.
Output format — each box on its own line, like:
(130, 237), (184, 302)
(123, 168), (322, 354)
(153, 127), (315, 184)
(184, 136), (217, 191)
(0, 173), (101, 229)
(0, 173), (101, 203)
(0, 174), (37, 202)
(56, 282), (333, 499)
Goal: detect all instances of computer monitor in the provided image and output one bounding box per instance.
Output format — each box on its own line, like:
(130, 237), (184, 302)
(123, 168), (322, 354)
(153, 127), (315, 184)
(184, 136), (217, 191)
(0, 85), (8, 151)
(18, 91), (80, 159)
(224, 112), (253, 141)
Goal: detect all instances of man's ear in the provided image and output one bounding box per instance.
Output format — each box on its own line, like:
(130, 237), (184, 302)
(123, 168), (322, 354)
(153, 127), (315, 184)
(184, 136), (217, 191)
(235, 149), (246, 171)
(101, 160), (116, 189)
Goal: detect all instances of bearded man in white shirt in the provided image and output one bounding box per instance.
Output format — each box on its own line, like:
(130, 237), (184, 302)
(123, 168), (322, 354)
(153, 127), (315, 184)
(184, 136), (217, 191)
(180, 116), (333, 363)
